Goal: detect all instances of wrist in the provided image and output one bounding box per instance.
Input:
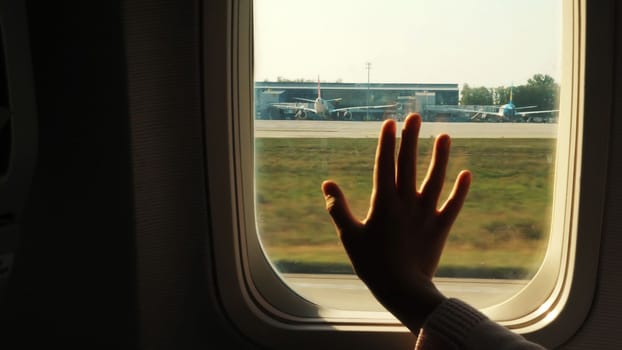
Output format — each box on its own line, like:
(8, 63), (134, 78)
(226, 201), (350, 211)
(372, 279), (446, 333)
(396, 283), (446, 333)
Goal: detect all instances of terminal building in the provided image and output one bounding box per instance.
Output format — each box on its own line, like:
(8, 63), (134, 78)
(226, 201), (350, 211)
(255, 81), (460, 121)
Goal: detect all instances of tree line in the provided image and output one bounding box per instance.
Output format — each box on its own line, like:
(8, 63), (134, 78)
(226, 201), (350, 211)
(273, 76), (344, 83)
(460, 74), (560, 111)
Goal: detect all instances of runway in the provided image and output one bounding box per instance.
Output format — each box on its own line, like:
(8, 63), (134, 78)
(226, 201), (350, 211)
(282, 273), (528, 312)
(255, 120), (558, 138)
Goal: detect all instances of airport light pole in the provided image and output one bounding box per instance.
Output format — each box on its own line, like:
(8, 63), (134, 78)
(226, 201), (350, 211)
(366, 62), (371, 121)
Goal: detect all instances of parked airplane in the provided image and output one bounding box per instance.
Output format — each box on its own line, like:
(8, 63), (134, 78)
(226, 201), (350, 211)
(270, 77), (397, 120)
(449, 88), (559, 122)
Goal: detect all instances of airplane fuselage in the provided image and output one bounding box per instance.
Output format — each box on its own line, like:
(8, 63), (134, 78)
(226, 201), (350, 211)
(314, 98), (331, 115)
(500, 103), (516, 119)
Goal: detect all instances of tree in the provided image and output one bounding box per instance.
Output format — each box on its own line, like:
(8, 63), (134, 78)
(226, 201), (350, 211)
(526, 74), (559, 111)
(510, 74), (559, 111)
(460, 84), (493, 105)
(276, 76), (315, 83)
(464, 74), (559, 113)
(492, 86), (511, 105)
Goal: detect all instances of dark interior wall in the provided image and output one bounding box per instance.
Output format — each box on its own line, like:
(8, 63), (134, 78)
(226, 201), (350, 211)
(1, 1), (138, 348)
(562, 1), (621, 347)
(0, 1), (255, 349)
(124, 0), (253, 349)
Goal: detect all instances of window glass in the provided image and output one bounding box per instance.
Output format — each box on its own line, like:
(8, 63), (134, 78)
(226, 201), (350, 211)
(253, 0), (563, 311)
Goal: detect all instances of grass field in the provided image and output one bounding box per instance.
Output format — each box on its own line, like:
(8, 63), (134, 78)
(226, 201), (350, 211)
(255, 137), (556, 279)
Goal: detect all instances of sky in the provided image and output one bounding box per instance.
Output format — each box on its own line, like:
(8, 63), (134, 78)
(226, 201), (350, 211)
(253, 0), (563, 87)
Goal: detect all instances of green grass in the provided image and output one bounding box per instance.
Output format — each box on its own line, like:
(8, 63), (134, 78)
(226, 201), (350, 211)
(255, 137), (556, 279)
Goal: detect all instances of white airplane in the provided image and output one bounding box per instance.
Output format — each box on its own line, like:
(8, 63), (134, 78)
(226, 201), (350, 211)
(270, 78), (397, 120)
(448, 89), (559, 122)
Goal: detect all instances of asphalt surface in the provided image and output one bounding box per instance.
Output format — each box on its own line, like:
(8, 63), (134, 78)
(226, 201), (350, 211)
(255, 120), (558, 138)
(282, 273), (529, 311)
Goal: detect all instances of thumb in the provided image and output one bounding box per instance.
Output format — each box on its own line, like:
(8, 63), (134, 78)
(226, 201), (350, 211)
(321, 180), (360, 236)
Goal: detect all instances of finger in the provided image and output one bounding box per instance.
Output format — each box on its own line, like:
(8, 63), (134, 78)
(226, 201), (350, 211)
(373, 119), (397, 197)
(396, 113), (421, 197)
(420, 134), (451, 209)
(438, 170), (472, 228)
(424, 171), (471, 274)
(322, 180), (362, 239)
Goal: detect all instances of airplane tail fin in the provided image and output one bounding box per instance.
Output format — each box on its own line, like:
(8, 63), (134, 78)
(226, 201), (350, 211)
(317, 75), (321, 99)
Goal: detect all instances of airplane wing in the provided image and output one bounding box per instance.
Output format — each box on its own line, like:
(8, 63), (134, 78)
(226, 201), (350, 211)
(516, 109), (559, 116)
(332, 103), (398, 112)
(445, 106), (557, 116)
(438, 107), (500, 115)
(270, 102), (317, 113)
(293, 97), (317, 103)
(325, 98), (342, 103)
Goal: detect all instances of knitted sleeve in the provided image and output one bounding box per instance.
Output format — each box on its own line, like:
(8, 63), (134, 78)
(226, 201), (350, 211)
(415, 298), (547, 350)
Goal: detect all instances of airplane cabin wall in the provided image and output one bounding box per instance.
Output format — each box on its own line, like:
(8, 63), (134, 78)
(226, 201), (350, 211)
(1, 1), (139, 348)
(560, 1), (622, 347)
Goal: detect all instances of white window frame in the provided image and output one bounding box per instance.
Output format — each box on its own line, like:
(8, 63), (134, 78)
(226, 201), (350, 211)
(204, 0), (612, 348)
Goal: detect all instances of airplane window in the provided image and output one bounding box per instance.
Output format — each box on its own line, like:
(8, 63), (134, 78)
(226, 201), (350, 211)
(253, 0), (565, 314)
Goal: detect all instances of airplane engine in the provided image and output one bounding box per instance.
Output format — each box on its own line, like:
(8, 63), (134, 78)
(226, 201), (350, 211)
(295, 110), (307, 120)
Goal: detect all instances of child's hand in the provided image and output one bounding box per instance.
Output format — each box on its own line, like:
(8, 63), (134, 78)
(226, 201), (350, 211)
(322, 113), (471, 332)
